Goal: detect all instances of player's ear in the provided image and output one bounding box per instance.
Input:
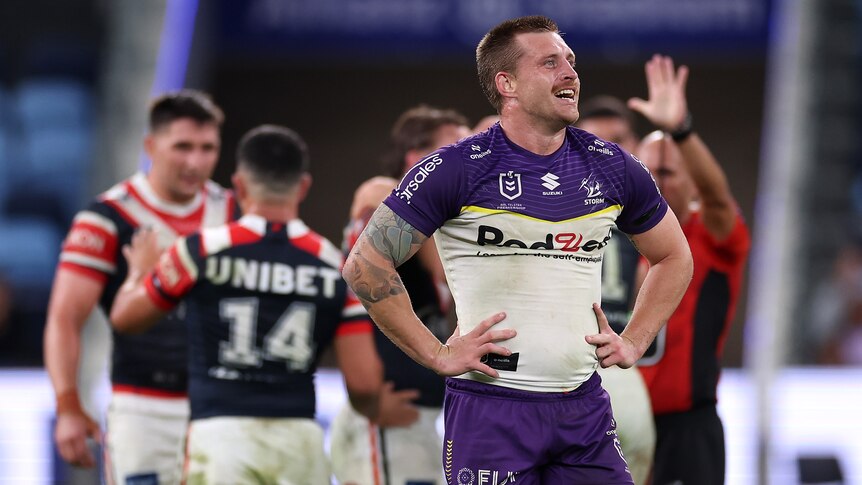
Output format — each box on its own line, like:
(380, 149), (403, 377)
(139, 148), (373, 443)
(231, 172), (246, 200)
(496, 72), (516, 100)
(143, 134), (156, 159)
(297, 173), (312, 203)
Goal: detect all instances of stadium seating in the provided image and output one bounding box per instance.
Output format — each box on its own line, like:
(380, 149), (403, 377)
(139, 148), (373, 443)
(2, 77), (94, 227)
(0, 76), (94, 299)
(0, 216), (63, 290)
(14, 78), (94, 132)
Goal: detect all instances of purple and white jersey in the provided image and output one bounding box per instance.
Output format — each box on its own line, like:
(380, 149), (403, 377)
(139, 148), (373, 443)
(383, 123), (667, 392)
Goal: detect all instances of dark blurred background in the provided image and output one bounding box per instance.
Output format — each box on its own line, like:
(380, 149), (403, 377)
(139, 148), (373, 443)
(0, 0), (768, 368)
(2, 0), (860, 372)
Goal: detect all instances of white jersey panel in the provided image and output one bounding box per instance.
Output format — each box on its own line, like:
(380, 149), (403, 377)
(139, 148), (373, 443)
(437, 205), (622, 392)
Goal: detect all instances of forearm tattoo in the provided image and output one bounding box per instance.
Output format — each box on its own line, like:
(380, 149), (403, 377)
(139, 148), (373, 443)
(345, 249), (406, 305)
(365, 206), (425, 266)
(347, 206), (426, 307)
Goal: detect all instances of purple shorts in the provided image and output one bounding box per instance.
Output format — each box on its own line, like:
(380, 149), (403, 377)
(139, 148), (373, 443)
(443, 372), (633, 485)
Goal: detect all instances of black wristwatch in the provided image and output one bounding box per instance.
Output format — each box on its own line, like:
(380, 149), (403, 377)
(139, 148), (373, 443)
(669, 112), (693, 142)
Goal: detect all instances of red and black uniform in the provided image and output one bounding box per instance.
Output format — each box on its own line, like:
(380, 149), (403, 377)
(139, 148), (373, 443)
(59, 173), (237, 395)
(145, 214), (372, 420)
(638, 209), (750, 485)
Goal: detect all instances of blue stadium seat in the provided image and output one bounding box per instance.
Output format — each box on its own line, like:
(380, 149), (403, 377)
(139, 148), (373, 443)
(3, 127), (93, 226)
(0, 129), (8, 210)
(0, 217), (63, 290)
(14, 78), (94, 132)
(23, 126), (92, 177)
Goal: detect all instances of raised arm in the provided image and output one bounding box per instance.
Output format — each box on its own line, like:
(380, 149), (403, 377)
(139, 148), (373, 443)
(342, 204), (515, 377)
(587, 210), (692, 367)
(628, 54), (738, 239)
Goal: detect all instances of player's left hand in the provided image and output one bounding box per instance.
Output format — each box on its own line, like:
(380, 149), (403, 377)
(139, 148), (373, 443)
(122, 227), (161, 275)
(375, 382), (420, 428)
(585, 303), (640, 368)
(627, 54), (689, 132)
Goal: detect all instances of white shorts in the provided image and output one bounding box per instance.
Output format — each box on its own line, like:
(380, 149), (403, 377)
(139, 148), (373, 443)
(185, 416), (329, 485)
(105, 392), (189, 485)
(330, 402), (444, 485)
(597, 366), (656, 485)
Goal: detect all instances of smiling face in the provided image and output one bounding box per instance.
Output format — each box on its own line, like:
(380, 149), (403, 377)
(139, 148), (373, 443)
(507, 31), (580, 129)
(145, 118), (220, 203)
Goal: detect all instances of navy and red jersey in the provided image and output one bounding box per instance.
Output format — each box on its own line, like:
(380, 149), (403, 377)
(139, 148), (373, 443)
(600, 228), (639, 334)
(59, 173), (237, 394)
(343, 218), (448, 407)
(638, 210), (750, 414)
(145, 214), (372, 420)
(601, 229), (661, 362)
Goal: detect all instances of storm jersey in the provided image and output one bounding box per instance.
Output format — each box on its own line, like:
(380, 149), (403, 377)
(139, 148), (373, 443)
(638, 210), (749, 414)
(59, 173), (236, 393)
(344, 218), (448, 407)
(384, 123), (668, 392)
(144, 214), (372, 420)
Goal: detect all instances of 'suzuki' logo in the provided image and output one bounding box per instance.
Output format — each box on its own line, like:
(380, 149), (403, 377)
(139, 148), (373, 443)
(477, 225), (612, 252)
(541, 172), (560, 191)
(396, 153), (444, 204)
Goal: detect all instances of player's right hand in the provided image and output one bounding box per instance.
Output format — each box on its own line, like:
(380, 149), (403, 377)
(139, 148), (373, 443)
(122, 227), (161, 277)
(55, 410), (101, 468)
(376, 382), (420, 428)
(434, 312), (515, 378)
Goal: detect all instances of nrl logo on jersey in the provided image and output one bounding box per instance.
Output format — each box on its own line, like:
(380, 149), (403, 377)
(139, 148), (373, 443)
(499, 171), (522, 200)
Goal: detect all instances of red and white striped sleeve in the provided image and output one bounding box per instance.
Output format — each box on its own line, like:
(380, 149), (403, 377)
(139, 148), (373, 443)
(59, 210), (120, 283)
(335, 289), (373, 336)
(144, 237), (199, 311)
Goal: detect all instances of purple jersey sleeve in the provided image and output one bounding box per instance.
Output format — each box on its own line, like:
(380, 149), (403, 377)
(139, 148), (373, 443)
(615, 152), (669, 234)
(382, 147), (466, 237)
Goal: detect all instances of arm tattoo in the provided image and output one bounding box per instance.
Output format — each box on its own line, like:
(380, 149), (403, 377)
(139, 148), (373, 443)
(346, 249), (406, 305)
(365, 206), (426, 266)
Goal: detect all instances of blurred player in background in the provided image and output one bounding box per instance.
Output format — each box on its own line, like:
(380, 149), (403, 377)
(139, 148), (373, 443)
(630, 55), (750, 485)
(472, 114), (501, 134)
(110, 125), (384, 484)
(331, 105), (470, 485)
(343, 16), (692, 483)
(43, 90), (236, 484)
(575, 95), (656, 485)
